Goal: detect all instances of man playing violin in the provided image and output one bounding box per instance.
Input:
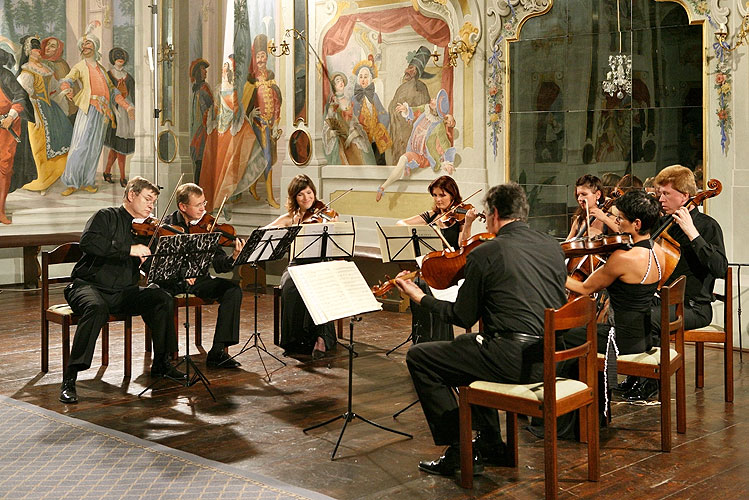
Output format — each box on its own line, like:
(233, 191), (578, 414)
(156, 183), (246, 369)
(395, 182), (567, 476)
(624, 164), (727, 401)
(60, 177), (185, 404)
(265, 174), (338, 358)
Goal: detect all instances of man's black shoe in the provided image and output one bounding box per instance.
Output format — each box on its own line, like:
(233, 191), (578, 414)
(613, 375), (639, 393)
(624, 378), (659, 402)
(206, 350), (240, 369)
(473, 432), (510, 467)
(418, 445), (484, 476)
(150, 361), (188, 380)
(59, 377), (78, 404)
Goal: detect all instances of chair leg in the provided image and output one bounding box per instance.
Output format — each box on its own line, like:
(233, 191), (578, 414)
(41, 319), (49, 373)
(101, 324), (109, 366)
(62, 324), (70, 373)
(458, 390), (473, 489)
(695, 341), (704, 388)
(587, 401), (600, 481)
(725, 335), (734, 403)
(144, 324), (152, 353)
(124, 318), (132, 378)
(195, 305), (203, 349)
(337, 318), (344, 339)
(544, 409), (558, 500)
(676, 365), (686, 435)
(506, 412), (519, 467)
(660, 374), (672, 452)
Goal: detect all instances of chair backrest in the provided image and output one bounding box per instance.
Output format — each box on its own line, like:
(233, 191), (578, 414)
(660, 275), (686, 365)
(716, 267), (732, 334)
(41, 242), (82, 312)
(543, 296), (597, 402)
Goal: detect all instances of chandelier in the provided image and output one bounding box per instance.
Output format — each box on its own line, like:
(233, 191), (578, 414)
(601, 0), (631, 99)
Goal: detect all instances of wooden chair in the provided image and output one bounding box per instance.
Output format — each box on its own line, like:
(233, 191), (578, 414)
(458, 296), (599, 498)
(144, 294), (215, 355)
(273, 285), (344, 347)
(684, 267), (733, 402)
(41, 243), (133, 377)
(600, 275), (687, 452)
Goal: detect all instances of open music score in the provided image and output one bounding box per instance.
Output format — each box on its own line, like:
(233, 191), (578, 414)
(287, 261), (382, 325)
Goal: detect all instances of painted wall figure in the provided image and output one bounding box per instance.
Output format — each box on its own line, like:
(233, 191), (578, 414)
(40, 36), (77, 116)
(387, 46), (433, 165)
(376, 89), (455, 202)
(17, 35), (72, 194)
(59, 21), (134, 196)
(189, 58), (213, 183)
(244, 34), (281, 209)
(102, 47), (135, 188)
(322, 71), (373, 165)
(0, 47), (32, 224)
(351, 56), (391, 165)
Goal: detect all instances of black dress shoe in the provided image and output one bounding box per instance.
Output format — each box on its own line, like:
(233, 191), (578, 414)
(418, 445), (484, 476)
(311, 348), (325, 360)
(150, 361), (188, 380)
(206, 350), (241, 369)
(624, 378), (659, 402)
(613, 375), (639, 393)
(473, 432), (510, 467)
(59, 378), (78, 404)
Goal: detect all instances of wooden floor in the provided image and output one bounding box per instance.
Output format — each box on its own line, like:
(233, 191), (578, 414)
(1, 285), (746, 499)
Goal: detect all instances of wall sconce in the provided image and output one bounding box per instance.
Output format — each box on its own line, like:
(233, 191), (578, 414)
(268, 38), (290, 57)
(430, 40), (475, 68)
(157, 43), (175, 63)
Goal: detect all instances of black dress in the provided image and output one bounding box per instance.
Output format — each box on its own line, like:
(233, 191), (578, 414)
(409, 212), (462, 344)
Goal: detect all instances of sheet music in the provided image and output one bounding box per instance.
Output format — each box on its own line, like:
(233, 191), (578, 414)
(288, 261), (382, 325)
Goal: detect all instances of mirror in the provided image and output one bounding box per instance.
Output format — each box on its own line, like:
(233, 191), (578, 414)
(293, 0), (307, 124)
(158, 129), (178, 163)
(289, 129), (311, 166)
(160, 0), (174, 125)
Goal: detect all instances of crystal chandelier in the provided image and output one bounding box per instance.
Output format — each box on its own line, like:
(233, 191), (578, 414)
(602, 53), (632, 99)
(601, 0), (631, 99)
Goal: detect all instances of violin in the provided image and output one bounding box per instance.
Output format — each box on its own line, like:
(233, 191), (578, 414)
(372, 270), (419, 297)
(438, 203), (486, 227)
(419, 232), (495, 290)
(189, 212), (238, 247)
(300, 200), (338, 224)
(651, 178), (722, 287)
(561, 232), (633, 258)
(131, 217), (185, 239)
(573, 188), (623, 239)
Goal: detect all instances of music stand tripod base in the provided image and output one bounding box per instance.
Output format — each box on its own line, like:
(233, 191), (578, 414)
(303, 316), (412, 460)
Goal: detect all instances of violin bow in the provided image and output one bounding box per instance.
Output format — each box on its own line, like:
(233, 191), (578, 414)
(145, 173), (183, 251)
(312, 187), (353, 217)
(438, 189), (482, 221)
(211, 195), (229, 232)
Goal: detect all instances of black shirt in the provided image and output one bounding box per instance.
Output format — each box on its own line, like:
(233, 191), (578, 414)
(419, 211), (462, 250)
(71, 206), (141, 292)
(420, 221), (567, 336)
(661, 208), (727, 305)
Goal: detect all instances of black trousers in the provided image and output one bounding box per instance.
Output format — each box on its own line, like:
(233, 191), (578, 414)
(410, 278), (454, 344)
(187, 276), (242, 346)
(64, 280), (177, 372)
(406, 332), (543, 446)
(650, 296), (711, 344)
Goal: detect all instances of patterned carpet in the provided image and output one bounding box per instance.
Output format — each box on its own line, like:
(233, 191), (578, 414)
(0, 395), (334, 500)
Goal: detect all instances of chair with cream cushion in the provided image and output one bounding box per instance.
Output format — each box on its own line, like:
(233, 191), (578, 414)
(458, 296), (599, 498)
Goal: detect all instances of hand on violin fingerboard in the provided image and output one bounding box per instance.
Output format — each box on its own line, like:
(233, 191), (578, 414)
(395, 272), (426, 304)
(232, 237), (245, 260)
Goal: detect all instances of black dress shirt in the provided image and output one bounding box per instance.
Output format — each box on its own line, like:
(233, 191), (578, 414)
(661, 208), (727, 305)
(420, 221), (567, 336)
(71, 206), (141, 292)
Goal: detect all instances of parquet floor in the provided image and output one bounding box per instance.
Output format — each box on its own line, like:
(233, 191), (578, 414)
(0, 285), (746, 499)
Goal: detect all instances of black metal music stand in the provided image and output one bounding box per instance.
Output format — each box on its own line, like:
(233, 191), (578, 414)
(230, 226), (301, 379)
(139, 232), (220, 401)
(375, 223), (442, 354)
(291, 260), (412, 459)
(292, 220), (356, 262)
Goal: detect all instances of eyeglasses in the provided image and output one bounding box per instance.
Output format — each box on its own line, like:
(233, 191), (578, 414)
(187, 200), (207, 208)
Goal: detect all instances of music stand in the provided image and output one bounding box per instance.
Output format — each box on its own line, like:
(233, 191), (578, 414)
(376, 223), (443, 354)
(139, 232), (220, 401)
(292, 220), (356, 262)
(289, 260), (412, 459)
(230, 225), (301, 379)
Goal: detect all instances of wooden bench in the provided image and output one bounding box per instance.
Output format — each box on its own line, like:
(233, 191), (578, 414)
(0, 232), (81, 289)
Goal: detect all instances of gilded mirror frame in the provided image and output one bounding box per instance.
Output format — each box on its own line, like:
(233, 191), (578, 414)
(160, 0), (175, 126)
(157, 129), (178, 163)
(293, 0), (309, 126)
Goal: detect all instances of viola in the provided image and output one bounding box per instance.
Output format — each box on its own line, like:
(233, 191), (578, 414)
(419, 232), (495, 290)
(189, 212), (238, 247)
(438, 203), (486, 227)
(573, 187), (623, 239)
(372, 270), (419, 297)
(300, 200), (339, 224)
(131, 217), (185, 239)
(561, 232), (633, 258)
